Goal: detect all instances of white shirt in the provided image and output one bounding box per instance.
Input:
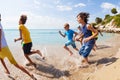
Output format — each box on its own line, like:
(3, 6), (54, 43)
(0, 22), (8, 48)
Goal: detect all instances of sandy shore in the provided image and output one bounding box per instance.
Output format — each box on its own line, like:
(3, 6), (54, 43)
(0, 33), (120, 80)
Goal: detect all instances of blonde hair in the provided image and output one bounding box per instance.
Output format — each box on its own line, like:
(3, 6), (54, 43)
(64, 23), (69, 28)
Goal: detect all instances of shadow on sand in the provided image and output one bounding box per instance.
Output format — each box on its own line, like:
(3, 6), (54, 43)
(34, 63), (70, 79)
(89, 57), (118, 66)
(97, 45), (111, 50)
(96, 57), (118, 66)
(30, 57), (70, 79)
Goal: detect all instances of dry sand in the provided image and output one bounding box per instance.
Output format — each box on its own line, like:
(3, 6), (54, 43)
(0, 33), (120, 80)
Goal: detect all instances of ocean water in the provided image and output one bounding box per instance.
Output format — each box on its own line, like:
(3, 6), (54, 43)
(4, 29), (115, 45)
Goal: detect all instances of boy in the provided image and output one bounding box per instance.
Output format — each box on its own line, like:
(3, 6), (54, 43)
(59, 23), (79, 56)
(0, 14), (37, 80)
(14, 15), (44, 66)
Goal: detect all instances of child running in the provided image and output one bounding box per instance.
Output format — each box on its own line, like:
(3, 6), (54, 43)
(92, 25), (103, 51)
(14, 15), (44, 66)
(76, 26), (83, 45)
(59, 23), (79, 56)
(0, 14), (37, 80)
(76, 12), (98, 66)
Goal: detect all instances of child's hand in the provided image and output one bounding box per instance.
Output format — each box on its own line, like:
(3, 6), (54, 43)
(59, 30), (62, 34)
(75, 38), (79, 41)
(14, 39), (17, 42)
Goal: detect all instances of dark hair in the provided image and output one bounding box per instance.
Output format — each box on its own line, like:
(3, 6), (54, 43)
(20, 15), (27, 24)
(77, 12), (89, 23)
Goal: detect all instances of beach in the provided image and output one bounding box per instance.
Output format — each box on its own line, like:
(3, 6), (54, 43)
(0, 32), (120, 80)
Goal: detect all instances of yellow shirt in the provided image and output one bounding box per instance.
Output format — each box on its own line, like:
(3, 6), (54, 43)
(92, 32), (98, 38)
(19, 24), (32, 43)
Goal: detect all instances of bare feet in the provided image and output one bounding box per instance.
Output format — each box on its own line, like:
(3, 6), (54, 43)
(69, 51), (73, 56)
(26, 63), (36, 67)
(36, 50), (45, 59)
(31, 74), (37, 80)
(5, 70), (10, 75)
(78, 63), (89, 68)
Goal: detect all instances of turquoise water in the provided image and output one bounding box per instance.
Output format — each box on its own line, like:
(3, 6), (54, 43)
(4, 29), (115, 45)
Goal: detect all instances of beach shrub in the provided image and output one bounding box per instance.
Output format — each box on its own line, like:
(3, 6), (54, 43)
(113, 15), (120, 27)
(104, 16), (114, 24)
(101, 21), (105, 25)
(111, 8), (118, 15)
(104, 14), (110, 20)
(95, 17), (102, 24)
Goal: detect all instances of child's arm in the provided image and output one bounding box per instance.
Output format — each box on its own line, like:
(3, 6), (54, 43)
(14, 29), (22, 42)
(77, 32), (84, 40)
(73, 32), (78, 41)
(98, 30), (103, 36)
(59, 30), (66, 38)
(0, 29), (1, 51)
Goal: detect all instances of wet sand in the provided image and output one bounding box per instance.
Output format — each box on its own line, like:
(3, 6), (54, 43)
(0, 33), (120, 80)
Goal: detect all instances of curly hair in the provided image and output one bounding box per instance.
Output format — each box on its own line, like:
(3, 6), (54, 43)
(77, 12), (89, 23)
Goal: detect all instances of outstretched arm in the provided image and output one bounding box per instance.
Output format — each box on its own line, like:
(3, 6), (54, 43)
(77, 32), (84, 40)
(59, 30), (66, 38)
(98, 30), (103, 36)
(73, 32), (78, 41)
(14, 29), (22, 42)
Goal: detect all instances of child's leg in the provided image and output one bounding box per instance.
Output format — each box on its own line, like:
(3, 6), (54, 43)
(14, 64), (37, 80)
(72, 42), (79, 51)
(31, 50), (44, 58)
(24, 54), (35, 65)
(64, 46), (73, 56)
(0, 59), (10, 74)
(83, 57), (89, 64)
(74, 48), (79, 51)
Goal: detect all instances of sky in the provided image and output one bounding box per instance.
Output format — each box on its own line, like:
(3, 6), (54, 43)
(0, 0), (120, 29)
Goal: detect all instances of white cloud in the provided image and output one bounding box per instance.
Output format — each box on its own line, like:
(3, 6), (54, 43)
(54, 0), (61, 4)
(101, 2), (116, 9)
(74, 3), (86, 7)
(56, 5), (72, 11)
(100, 2), (120, 14)
(33, 0), (41, 9)
(34, 0), (40, 5)
(2, 11), (77, 29)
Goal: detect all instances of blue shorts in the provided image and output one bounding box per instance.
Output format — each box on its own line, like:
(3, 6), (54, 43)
(65, 40), (76, 48)
(79, 44), (94, 58)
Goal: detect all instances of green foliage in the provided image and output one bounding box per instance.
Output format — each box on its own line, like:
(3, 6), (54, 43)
(95, 8), (120, 28)
(113, 14), (120, 27)
(116, 14), (120, 17)
(111, 8), (118, 14)
(104, 14), (110, 20)
(104, 16), (114, 24)
(95, 17), (102, 24)
(101, 21), (105, 25)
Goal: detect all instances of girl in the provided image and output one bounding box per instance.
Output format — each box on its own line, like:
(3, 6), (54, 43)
(77, 12), (98, 66)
